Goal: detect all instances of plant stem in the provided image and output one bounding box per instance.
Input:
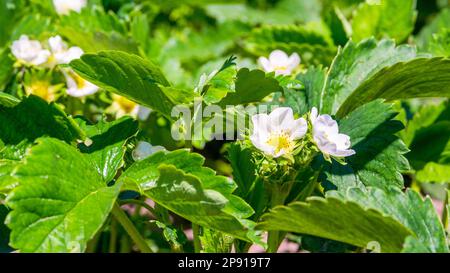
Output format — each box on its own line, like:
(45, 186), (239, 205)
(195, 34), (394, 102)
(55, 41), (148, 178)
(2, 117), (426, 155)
(192, 223), (202, 253)
(266, 182), (292, 253)
(109, 217), (118, 253)
(111, 202), (153, 253)
(119, 199), (157, 216)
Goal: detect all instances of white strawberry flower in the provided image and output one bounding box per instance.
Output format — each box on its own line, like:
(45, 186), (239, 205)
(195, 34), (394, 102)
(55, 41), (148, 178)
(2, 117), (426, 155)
(53, 0), (87, 15)
(310, 107), (355, 159)
(132, 141), (166, 161)
(258, 50), (300, 76)
(250, 107), (307, 158)
(48, 35), (84, 65)
(63, 69), (99, 97)
(11, 35), (51, 66)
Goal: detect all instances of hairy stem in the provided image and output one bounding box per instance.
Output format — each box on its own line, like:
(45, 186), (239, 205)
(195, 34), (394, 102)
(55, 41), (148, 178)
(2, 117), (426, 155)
(111, 202), (153, 253)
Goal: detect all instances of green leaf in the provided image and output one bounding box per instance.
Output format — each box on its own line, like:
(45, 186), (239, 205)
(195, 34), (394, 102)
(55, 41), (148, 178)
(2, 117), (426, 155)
(199, 228), (234, 253)
(259, 187), (449, 253)
(227, 143), (257, 197)
(243, 24), (336, 66)
(118, 150), (258, 242)
(296, 66), (327, 110)
(0, 205), (12, 253)
(6, 138), (122, 252)
(416, 8), (450, 52)
(0, 48), (14, 90)
(0, 159), (18, 194)
(351, 0), (417, 42)
(322, 100), (409, 191)
(257, 190), (413, 253)
(329, 187), (449, 253)
(202, 57), (237, 104)
(70, 51), (194, 119)
(320, 38), (416, 115)
(0, 95), (83, 145)
(206, 0), (322, 25)
(403, 101), (450, 183)
(336, 57), (450, 117)
(218, 68), (282, 106)
(0, 92), (20, 107)
(77, 117), (139, 182)
(58, 27), (139, 54)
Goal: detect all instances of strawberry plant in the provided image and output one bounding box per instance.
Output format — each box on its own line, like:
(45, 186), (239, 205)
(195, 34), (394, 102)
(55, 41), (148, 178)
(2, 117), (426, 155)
(0, 0), (449, 254)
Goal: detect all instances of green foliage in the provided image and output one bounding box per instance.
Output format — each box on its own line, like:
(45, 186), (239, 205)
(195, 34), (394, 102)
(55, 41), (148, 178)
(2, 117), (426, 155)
(118, 150), (258, 242)
(320, 38), (416, 115)
(322, 100), (409, 191)
(403, 101), (450, 183)
(259, 187), (448, 253)
(70, 51), (194, 119)
(337, 58), (450, 117)
(77, 117), (139, 182)
(6, 138), (122, 252)
(219, 68), (282, 106)
(243, 24), (336, 66)
(351, 0), (417, 42)
(0, 96), (83, 145)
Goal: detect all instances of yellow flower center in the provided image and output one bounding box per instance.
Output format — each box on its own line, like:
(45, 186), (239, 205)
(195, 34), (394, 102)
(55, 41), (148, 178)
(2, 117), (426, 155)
(69, 71), (87, 89)
(274, 65), (288, 71)
(113, 94), (137, 113)
(266, 132), (293, 155)
(26, 80), (55, 101)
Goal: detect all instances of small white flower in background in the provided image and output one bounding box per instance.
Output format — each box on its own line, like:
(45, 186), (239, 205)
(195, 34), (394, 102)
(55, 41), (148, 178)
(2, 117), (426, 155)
(132, 141), (166, 161)
(53, 0), (87, 15)
(48, 35), (84, 65)
(258, 50), (300, 76)
(46, 36), (99, 97)
(310, 107), (355, 159)
(11, 35), (51, 66)
(250, 107), (307, 158)
(133, 106), (152, 121)
(63, 69), (99, 97)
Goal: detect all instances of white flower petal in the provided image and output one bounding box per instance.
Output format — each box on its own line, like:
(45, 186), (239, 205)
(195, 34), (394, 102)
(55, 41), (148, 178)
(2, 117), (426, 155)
(48, 35), (66, 53)
(258, 57), (273, 72)
(268, 50), (289, 67)
(268, 107), (294, 131)
(136, 106), (152, 121)
(287, 53), (301, 70)
(290, 118), (308, 140)
(53, 0), (87, 15)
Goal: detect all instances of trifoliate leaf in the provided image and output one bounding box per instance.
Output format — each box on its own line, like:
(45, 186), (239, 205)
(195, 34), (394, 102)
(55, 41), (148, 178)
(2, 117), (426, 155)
(6, 138), (122, 252)
(322, 100), (409, 191)
(320, 38), (416, 115)
(296, 66), (327, 110)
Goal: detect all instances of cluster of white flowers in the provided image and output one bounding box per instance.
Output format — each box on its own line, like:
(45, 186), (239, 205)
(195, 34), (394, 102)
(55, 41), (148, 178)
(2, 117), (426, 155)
(53, 0), (87, 15)
(10, 35), (98, 97)
(258, 50), (300, 76)
(250, 107), (355, 160)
